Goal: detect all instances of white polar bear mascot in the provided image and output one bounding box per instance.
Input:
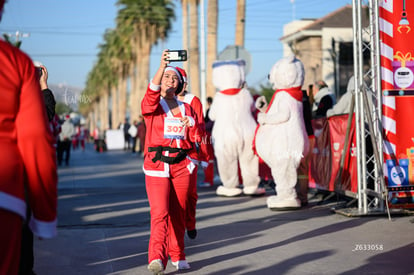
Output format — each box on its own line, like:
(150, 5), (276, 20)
(254, 55), (309, 210)
(209, 59), (265, 197)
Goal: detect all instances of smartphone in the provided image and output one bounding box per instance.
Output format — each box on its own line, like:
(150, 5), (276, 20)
(36, 67), (43, 79)
(166, 50), (187, 62)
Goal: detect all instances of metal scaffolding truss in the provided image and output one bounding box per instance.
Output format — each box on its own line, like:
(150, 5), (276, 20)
(336, 0), (392, 218)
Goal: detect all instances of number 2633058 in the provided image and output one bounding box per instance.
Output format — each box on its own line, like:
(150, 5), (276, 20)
(352, 244), (383, 251)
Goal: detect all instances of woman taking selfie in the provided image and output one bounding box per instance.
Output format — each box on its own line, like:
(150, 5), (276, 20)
(141, 49), (201, 274)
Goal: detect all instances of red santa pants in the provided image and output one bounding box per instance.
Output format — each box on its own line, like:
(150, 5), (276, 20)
(0, 209), (22, 275)
(203, 160), (215, 186)
(186, 165), (198, 231)
(146, 164), (191, 267)
(79, 139), (85, 150)
(202, 141), (215, 186)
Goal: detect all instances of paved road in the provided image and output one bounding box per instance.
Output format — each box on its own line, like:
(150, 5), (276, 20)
(33, 144), (414, 275)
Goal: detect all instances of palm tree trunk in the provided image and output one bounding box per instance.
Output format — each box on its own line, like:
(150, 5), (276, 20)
(129, 62), (139, 122)
(207, 0), (218, 99)
(181, 0), (189, 74)
(99, 96), (106, 131)
(235, 0), (245, 47)
(102, 89), (109, 130)
(135, 37), (152, 118)
(88, 111), (95, 137)
(92, 104), (98, 131)
(188, 0), (200, 97)
(117, 71), (128, 123)
(111, 85), (119, 129)
(95, 97), (103, 129)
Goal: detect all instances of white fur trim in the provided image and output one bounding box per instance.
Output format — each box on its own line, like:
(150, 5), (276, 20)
(149, 81), (161, 91)
(183, 93), (195, 104)
(143, 163), (170, 178)
(160, 98), (173, 117)
(160, 98), (189, 146)
(29, 216), (57, 238)
(160, 98), (186, 120)
(0, 192), (27, 219)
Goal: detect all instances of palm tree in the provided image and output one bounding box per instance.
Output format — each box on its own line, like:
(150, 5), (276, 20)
(97, 26), (137, 128)
(117, 0), (176, 121)
(188, 0), (200, 97)
(81, 28), (126, 130)
(2, 33), (22, 48)
(98, 31), (118, 129)
(206, 0), (218, 98)
(84, 57), (110, 131)
(82, 0), (177, 128)
(113, 18), (137, 122)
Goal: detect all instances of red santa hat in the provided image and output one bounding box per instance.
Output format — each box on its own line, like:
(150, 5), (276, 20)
(164, 66), (182, 83)
(176, 67), (187, 83)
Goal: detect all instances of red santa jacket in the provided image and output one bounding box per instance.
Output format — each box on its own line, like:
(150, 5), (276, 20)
(141, 83), (202, 177)
(179, 92), (213, 167)
(0, 40), (57, 238)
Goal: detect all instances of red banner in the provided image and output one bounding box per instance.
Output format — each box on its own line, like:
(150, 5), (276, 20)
(328, 114), (357, 193)
(309, 115), (357, 193)
(309, 118), (331, 190)
(380, 0), (414, 208)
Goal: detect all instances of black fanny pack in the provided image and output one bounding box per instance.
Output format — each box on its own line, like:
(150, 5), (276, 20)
(148, 146), (189, 164)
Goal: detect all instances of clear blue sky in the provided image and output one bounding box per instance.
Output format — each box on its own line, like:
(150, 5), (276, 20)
(0, 0), (352, 90)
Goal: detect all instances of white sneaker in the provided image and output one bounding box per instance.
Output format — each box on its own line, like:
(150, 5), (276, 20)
(243, 186), (266, 196)
(148, 259), (164, 275)
(267, 195), (301, 210)
(171, 260), (191, 270)
(216, 186), (243, 197)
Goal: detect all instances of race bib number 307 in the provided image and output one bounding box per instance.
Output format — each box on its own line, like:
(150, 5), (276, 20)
(164, 117), (185, 139)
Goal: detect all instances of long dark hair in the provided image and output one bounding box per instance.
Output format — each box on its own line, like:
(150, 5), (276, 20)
(175, 69), (185, 95)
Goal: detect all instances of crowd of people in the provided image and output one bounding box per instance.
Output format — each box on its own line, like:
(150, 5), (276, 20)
(118, 116), (147, 155)
(138, 49), (353, 274)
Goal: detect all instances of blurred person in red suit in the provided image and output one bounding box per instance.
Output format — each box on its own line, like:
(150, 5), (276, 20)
(0, 1), (58, 274)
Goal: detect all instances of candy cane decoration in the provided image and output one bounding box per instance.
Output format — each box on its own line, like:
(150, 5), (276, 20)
(380, 0), (397, 161)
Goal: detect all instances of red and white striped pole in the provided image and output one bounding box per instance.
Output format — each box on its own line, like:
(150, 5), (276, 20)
(380, 0), (397, 163)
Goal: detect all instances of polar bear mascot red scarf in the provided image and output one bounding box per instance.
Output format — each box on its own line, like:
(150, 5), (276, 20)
(208, 59), (265, 197)
(253, 55), (309, 210)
